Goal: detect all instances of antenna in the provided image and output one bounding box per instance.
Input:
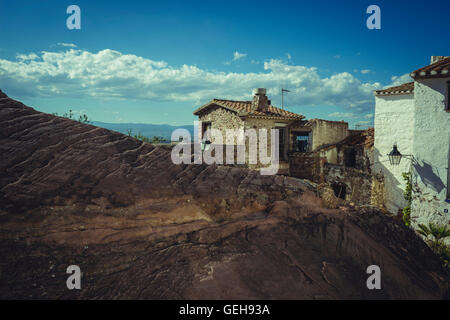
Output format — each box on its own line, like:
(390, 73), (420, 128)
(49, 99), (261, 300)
(281, 88), (290, 109)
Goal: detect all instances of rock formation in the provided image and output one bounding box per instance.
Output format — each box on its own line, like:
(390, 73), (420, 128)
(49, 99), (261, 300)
(0, 91), (448, 299)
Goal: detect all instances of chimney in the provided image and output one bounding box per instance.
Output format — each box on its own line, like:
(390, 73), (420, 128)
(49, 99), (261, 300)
(430, 56), (449, 65)
(251, 88), (270, 111)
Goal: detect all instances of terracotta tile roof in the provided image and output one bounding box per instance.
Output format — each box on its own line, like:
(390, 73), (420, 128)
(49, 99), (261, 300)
(193, 98), (304, 120)
(374, 82), (414, 96)
(410, 57), (450, 78)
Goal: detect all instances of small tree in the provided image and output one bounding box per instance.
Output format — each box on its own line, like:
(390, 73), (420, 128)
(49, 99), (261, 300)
(151, 136), (165, 144)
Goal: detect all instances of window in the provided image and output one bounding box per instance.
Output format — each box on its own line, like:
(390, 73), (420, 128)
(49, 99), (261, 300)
(344, 148), (357, 167)
(292, 132), (310, 153)
(331, 182), (347, 200)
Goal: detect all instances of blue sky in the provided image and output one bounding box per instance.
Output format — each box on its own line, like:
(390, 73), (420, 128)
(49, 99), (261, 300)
(0, 0), (449, 128)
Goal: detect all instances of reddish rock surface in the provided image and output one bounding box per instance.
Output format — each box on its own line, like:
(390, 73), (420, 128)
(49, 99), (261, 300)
(0, 91), (448, 299)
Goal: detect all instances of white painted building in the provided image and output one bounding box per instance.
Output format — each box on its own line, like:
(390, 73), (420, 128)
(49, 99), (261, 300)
(373, 56), (450, 238)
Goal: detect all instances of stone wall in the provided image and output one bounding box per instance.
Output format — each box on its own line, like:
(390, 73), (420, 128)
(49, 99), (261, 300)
(323, 164), (373, 205)
(199, 108), (294, 170)
(199, 106), (244, 144)
(310, 119), (348, 150)
(371, 173), (386, 210)
(289, 153), (322, 181)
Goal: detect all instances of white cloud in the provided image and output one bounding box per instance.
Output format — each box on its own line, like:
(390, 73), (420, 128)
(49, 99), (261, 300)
(286, 53), (292, 60)
(233, 51), (247, 61)
(16, 53), (39, 61)
(360, 69), (371, 74)
(364, 113), (374, 119)
(0, 48), (383, 111)
(388, 73), (413, 87)
(328, 112), (355, 118)
(57, 43), (77, 48)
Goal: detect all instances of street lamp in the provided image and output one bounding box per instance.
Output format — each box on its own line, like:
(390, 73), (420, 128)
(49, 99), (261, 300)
(388, 144), (402, 166)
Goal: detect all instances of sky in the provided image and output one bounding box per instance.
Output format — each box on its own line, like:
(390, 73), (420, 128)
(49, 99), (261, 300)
(0, 0), (449, 128)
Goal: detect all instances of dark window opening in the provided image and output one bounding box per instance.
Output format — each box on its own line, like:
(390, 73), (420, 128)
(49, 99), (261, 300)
(293, 132), (310, 153)
(447, 154), (450, 200)
(344, 148), (357, 167)
(201, 121), (211, 141)
(331, 182), (347, 200)
(447, 82), (450, 111)
(278, 127), (287, 161)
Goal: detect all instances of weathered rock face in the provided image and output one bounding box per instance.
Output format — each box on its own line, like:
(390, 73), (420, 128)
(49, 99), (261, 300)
(0, 95), (309, 216)
(0, 92), (448, 299)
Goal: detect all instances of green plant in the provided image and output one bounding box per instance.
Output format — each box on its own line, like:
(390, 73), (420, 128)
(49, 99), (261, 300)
(417, 223), (450, 243)
(63, 109), (74, 120)
(402, 206), (411, 226)
(133, 132), (151, 143)
(130, 133), (166, 144)
(150, 136), (165, 144)
(401, 171), (412, 226)
(418, 222), (450, 268)
(77, 114), (91, 124)
(55, 109), (91, 124)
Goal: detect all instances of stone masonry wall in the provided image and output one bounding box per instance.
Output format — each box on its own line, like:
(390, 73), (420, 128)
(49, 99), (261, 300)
(289, 153), (322, 181)
(310, 119), (348, 150)
(199, 108), (293, 170)
(323, 164), (373, 205)
(199, 106), (244, 144)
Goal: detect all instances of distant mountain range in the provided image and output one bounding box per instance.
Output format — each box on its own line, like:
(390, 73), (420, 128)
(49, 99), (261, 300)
(92, 121), (195, 141)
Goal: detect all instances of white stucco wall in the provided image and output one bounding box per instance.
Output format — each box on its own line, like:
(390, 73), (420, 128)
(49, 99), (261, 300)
(373, 94), (415, 213)
(411, 78), (450, 237)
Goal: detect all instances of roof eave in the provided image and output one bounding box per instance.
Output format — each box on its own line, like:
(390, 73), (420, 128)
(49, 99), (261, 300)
(410, 70), (450, 80)
(374, 90), (414, 96)
(246, 115), (305, 121)
(193, 100), (241, 116)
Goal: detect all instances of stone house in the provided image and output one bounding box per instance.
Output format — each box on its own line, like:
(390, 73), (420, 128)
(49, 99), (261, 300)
(193, 88), (353, 174)
(373, 56), (450, 235)
(193, 88), (303, 169)
(313, 129), (375, 204)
